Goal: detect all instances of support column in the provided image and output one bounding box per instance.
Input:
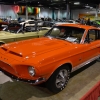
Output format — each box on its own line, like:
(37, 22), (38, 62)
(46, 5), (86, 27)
(66, 3), (71, 20)
(95, 8), (98, 20)
(52, 9), (54, 20)
(58, 10), (60, 21)
(26, 5), (28, 20)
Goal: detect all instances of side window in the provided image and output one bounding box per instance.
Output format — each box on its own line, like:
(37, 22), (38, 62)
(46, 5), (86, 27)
(88, 30), (96, 41)
(86, 29), (99, 43)
(29, 21), (35, 24)
(96, 30), (100, 39)
(50, 28), (60, 37)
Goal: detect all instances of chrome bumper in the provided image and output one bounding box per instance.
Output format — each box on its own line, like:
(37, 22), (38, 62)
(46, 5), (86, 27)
(0, 68), (45, 85)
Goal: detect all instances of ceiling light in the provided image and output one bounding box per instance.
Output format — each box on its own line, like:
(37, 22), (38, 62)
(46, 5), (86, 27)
(74, 2), (80, 5)
(85, 5), (90, 8)
(90, 7), (93, 9)
(38, 4), (43, 6)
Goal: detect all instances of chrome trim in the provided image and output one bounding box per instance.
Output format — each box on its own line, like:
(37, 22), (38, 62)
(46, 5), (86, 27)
(17, 77), (46, 85)
(72, 55), (100, 72)
(0, 68), (45, 85)
(33, 78), (46, 85)
(14, 77), (46, 85)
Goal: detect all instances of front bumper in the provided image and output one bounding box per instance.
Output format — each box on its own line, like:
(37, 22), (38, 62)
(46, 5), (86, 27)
(0, 68), (45, 85)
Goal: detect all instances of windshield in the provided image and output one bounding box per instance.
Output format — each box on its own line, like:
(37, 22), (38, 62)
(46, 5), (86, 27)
(45, 26), (85, 43)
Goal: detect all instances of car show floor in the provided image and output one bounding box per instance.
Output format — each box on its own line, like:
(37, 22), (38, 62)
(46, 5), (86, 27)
(0, 61), (100, 100)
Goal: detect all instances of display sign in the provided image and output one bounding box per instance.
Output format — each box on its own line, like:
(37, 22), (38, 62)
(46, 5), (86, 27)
(13, 5), (40, 15)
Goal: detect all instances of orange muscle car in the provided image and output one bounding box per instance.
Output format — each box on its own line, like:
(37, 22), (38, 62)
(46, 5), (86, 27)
(0, 23), (100, 93)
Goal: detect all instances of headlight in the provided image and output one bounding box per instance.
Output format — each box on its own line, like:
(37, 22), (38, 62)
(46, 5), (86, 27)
(28, 67), (35, 76)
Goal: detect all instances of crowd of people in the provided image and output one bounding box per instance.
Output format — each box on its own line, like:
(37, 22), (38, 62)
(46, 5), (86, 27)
(0, 16), (12, 23)
(77, 18), (91, 25)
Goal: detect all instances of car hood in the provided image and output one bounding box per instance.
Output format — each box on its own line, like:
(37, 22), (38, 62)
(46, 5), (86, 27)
(2, 37), (71, 57)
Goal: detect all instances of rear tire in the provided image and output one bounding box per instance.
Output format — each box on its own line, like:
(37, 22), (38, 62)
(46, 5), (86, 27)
(46, 65), (70, 93)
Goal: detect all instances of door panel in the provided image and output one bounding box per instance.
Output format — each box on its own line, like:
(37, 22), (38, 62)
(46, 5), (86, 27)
(82, 40), (100, 62)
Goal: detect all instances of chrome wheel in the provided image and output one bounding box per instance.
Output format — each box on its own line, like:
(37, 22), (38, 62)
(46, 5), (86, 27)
(46, 66), (70, 93)
(55, 69), (68, 88)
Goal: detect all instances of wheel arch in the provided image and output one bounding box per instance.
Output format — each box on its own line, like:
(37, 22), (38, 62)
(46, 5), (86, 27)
(57, 63), (72, 72)
(47, 62), (72, 81)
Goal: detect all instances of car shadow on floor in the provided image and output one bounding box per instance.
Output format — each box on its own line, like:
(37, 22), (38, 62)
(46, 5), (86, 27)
(0, 81), (53, 100)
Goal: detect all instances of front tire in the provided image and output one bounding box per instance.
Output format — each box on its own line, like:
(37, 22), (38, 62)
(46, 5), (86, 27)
(0, 42), (5, 46)
(97, 57), (100, 62)
(46, 66), (70, 93)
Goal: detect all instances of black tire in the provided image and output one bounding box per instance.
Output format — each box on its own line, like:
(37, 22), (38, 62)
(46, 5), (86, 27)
(46, 65), (70, 93)
(97, 57), (100, 62)
(0, 42), (5, 46)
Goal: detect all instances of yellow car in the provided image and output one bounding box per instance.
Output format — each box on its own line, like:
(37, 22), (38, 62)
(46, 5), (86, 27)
(0, 23), (50, 45)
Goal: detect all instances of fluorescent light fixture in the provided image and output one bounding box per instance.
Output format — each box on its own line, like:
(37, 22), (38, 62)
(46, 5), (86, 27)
(85, 5), (90, 8)
(90, 7), (93, 9)
(74, 2), (80, 5)
(38, 4), (43, 6)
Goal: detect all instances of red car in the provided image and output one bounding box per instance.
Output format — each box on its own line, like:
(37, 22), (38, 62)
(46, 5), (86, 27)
(0, 23), (100, 93)
(0, 21), (8, 31)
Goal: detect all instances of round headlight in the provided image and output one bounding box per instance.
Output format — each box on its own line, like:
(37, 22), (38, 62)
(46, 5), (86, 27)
(28, 67), (35, 76)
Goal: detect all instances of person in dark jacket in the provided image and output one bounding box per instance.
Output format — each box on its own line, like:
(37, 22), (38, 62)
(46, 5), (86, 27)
(86, 18), (91, 25)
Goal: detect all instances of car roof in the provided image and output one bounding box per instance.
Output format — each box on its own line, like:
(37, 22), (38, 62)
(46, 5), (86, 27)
(56, 23), (99, 30)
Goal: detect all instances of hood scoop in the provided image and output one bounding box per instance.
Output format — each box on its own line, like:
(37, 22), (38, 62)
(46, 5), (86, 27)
(1, 47), (22, 57)
(9, 51), (23, 57)
(1, 47), (7, 51)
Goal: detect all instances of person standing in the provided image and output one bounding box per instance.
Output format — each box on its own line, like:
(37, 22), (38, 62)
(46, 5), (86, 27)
(80, 18), (86, 25)
(7, 16), (12, 23)
(86, 18), (91, 25)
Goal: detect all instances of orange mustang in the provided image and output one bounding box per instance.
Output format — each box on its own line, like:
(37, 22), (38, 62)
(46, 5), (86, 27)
(0, 23), (100, 93)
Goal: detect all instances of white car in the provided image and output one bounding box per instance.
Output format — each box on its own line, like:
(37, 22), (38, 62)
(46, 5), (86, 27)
(53, 20), (80, 26)
(66, 20), (79, 24)
(20, 20), (35, 27)
(20, 19), (44, 27)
